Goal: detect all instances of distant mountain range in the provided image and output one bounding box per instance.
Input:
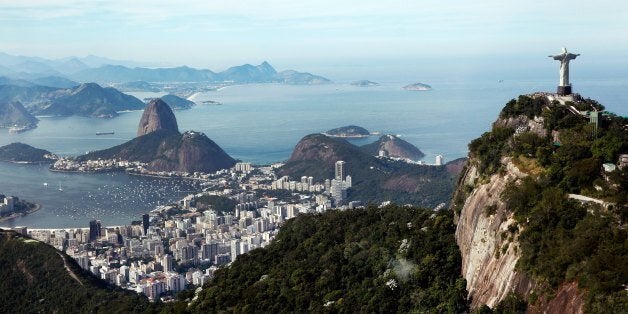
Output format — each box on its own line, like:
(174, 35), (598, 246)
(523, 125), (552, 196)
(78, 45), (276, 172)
(69, 61), (330, 85)
(0, 52), (331, 85)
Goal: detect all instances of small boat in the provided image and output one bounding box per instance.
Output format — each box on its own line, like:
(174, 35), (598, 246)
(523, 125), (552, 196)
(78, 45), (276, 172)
(96, 131), (115, 135)
(58, 182), (63, 192)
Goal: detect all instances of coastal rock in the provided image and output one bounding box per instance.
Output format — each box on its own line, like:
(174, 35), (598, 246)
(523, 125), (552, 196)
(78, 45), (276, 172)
(137, 99), (179, 136)
(361, 134), (425, 160)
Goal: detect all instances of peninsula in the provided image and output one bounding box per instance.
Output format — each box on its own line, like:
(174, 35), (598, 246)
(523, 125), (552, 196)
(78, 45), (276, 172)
(0, 195), (41, 222)
(0, 142), (57, 163)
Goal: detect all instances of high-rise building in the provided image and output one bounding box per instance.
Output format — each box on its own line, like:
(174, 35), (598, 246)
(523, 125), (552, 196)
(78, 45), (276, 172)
(89, 220), (101, 242)
(142, 214), (150, 235)
(435, 155), (444, 166)
(162, 254), (174, 272)
(335, 161), (345, 180)
(230, 239), (241, 262)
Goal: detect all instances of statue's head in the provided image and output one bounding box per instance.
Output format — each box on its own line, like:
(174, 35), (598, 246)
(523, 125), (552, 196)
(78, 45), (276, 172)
(562, 47), (567, 53)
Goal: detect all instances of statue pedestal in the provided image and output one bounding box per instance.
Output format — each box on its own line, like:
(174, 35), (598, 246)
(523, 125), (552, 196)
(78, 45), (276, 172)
(557, 85), (572, 96)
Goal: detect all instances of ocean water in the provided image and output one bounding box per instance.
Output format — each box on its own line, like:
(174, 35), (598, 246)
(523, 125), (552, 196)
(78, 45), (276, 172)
(1, 79), (626, 228)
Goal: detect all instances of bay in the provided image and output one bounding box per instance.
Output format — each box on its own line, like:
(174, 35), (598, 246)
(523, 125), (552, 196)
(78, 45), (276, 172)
(1, 78), (626, 228)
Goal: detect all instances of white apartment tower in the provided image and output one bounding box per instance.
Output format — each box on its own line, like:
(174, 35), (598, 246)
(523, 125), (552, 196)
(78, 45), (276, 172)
(435, 155), (444, 166)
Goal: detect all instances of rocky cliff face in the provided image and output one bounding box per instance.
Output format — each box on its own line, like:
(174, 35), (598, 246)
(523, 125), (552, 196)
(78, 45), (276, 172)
(452, 108), (588, 312)
(137, 99), (179, 136)
(454, 157), (536, 308)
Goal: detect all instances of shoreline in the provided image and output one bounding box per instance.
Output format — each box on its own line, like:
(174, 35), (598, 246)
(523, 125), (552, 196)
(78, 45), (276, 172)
(126, 170), (207, 181)
(48, 167), (125, 174)
(0, 203), (42, 223)
(0, 160), (54, 165)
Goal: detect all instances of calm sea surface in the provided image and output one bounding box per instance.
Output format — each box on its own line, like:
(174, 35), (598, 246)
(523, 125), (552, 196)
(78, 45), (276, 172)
(1, 79), (626, 228)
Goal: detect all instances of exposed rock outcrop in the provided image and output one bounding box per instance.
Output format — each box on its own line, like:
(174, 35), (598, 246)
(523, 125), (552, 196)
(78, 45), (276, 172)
(137, 99), (179, 136)
(451, 96), (602, 312)
(79, 99), (234, 173)
(454, 158), (536, 308)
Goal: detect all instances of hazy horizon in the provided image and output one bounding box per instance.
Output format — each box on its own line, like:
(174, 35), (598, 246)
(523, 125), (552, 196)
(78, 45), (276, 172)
(2, 0), (627, 82)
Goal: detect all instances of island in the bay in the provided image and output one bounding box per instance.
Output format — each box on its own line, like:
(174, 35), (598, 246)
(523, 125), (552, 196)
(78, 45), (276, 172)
(351, 80), (380, 87)
(403, 82), (432, 91)
(323, 125), (372, 138)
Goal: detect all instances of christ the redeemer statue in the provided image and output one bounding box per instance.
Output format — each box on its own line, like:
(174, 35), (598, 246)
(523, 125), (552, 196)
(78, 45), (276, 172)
(549, 47), (579, 95)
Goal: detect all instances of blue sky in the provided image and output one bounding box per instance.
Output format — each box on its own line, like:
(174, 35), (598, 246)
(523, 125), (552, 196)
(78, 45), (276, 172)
(1, 0), (627, 79)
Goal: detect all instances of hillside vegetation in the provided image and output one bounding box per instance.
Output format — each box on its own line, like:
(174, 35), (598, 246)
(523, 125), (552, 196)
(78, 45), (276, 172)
(175, 204), (469, 313)
(0, 229), (157, 313)
(0, 142), (54, 163)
